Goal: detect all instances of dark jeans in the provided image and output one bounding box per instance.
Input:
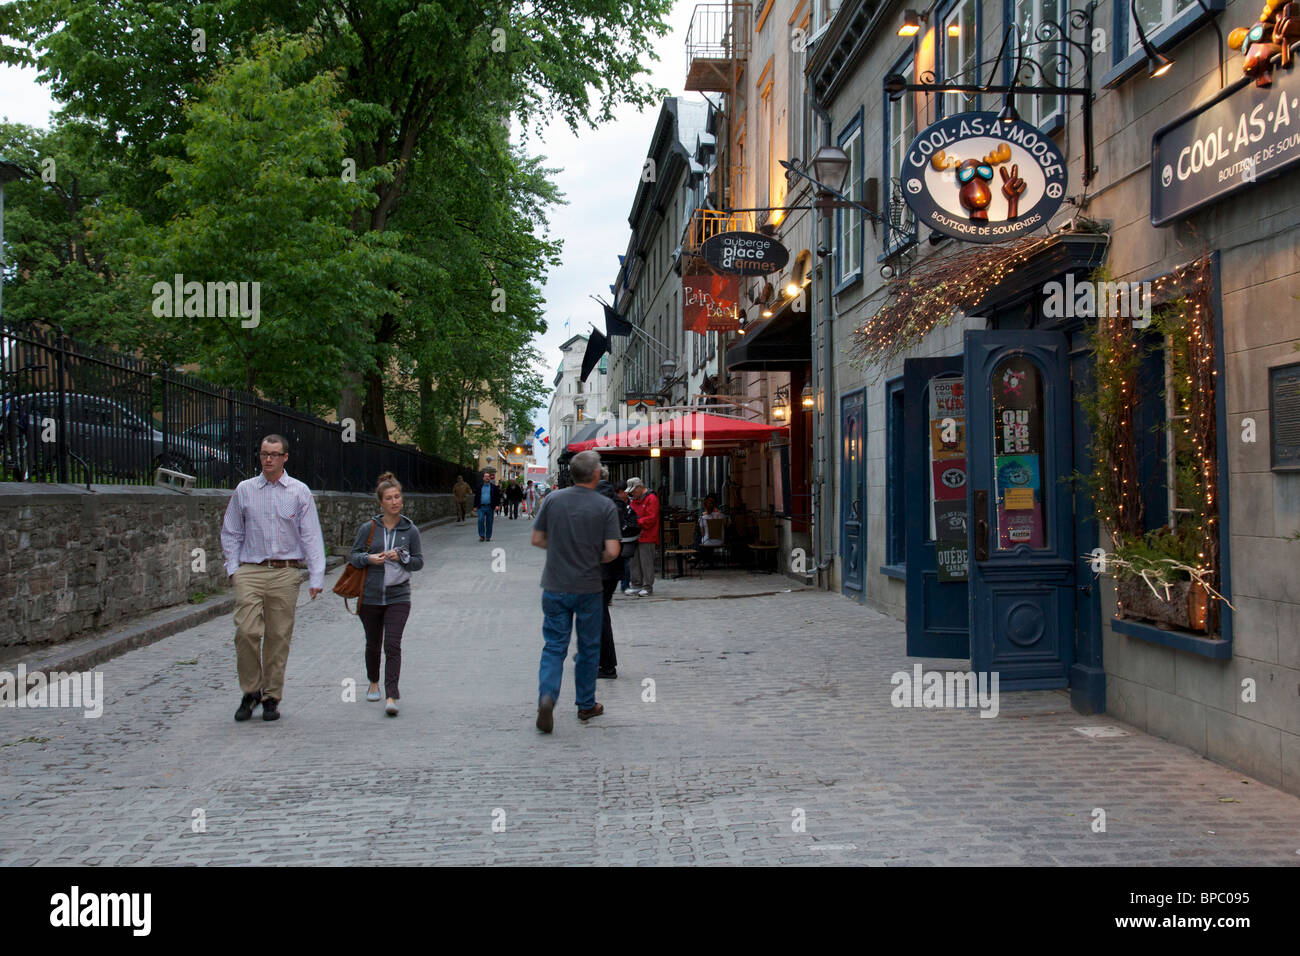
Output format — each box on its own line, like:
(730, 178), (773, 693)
(508, 501), (520, 518)
(601, 560), (622, 671)
(539, 591), (602, 709)
(359, 601), (411, 699)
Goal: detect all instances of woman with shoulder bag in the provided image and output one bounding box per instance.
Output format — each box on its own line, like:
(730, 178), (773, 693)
(348, 472), (424, 717)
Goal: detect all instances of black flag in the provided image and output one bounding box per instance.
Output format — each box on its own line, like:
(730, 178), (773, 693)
(581, 329), (608, 382)
(604, 304), (633, 337)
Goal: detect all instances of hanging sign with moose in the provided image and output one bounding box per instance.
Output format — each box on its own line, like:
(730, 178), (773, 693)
(901, 112), (1069, 244)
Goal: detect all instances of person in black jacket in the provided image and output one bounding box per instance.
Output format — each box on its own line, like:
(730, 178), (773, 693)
(595, 472), (642, 679)
(506, 480), (524, 519)
(348, 472), (425, 717)
(475, 470), (503, 541)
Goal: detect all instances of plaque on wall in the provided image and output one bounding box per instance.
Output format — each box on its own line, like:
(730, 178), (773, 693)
(1270, 361), (1300, 471)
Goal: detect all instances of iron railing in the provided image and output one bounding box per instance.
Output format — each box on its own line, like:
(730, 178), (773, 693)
(685, 3), (753, 92)
(0, 324), (474, 493)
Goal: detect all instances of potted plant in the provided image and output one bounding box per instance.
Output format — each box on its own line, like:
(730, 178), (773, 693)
(1107, 526), (1220, 632)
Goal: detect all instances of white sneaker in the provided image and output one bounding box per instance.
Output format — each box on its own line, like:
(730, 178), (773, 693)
(366, 688), (381, 702)
(638, 589), (650, 596)
(385, 699), (399, 716)
(624, 588), (638, 596)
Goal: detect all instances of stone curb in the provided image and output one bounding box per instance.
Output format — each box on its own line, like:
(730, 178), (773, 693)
(1, 514), (462, 678)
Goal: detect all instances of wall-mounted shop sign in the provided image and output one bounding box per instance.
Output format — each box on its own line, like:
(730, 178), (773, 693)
(1151, 61), (1300, 225)
(683, 273), (741, 333)
(901, 112), (1068, 244)
(625, 392), (660, 406)
(700, 231), (790, 275)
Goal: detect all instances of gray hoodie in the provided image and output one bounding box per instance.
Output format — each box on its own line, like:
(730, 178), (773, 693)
(349, 514), (424, 606)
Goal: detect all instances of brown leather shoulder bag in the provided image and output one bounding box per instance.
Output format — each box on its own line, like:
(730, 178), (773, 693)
(333, 519), (377, 613)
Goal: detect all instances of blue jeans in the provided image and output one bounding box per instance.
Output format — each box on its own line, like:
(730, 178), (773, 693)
(539, 591), (603, 709)
(620, 556), (631, 592)
(477, 505), (495, 539)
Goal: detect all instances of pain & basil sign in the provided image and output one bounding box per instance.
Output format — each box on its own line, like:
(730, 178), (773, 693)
(901, 112), (1068, 243)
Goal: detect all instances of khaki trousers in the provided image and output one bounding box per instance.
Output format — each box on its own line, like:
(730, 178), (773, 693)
(232, 564), (301, 701)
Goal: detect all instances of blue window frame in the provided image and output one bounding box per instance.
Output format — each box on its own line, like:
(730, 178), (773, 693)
(834, 108), (864, 291)
(1110, 257), (1233, 657)
(1102, 0), (1225, 88)
(883, 376), (907, 574)
(1005, 0), (1065, 132)
(883, 52), (918, 255)
(938, 0), (982, 116)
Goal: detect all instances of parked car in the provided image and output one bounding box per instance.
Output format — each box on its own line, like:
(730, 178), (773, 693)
(181, 418), (298, 480)
(0, 392), (229, 482)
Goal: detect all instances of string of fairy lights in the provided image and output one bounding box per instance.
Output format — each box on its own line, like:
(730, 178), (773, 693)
(853, 238), (1222, 623)
(852, 233), (1062, 366)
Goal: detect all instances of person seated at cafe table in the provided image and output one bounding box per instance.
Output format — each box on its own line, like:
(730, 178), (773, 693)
(695, 496), (726, 568)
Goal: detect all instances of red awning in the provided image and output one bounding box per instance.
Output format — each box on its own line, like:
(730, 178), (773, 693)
(566, 411), (788, 457)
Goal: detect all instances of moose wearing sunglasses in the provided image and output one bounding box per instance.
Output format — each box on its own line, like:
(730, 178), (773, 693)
(931, 142), (1027, 220)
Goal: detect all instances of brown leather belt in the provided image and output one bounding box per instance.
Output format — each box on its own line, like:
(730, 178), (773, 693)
(243, 559), (304, 569)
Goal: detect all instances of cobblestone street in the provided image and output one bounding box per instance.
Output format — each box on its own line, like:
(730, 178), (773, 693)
(2, 513), (1298, 866)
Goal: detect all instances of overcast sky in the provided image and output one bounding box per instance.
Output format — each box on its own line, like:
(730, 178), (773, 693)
(0, 5), (694, 446)
(522, 3), (694, 439)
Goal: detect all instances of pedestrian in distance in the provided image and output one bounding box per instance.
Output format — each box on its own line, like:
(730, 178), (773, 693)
(221, 434), (326, 723)
(506, 480), (524, 519)
(524, 479), (537, 518)
(616, 481), (634, 595)
(452, 474), (471, 522)
(696, 495), (726, 568)
(531, 450), (621, 733)
(476, 469), (503, 541)
(349, 472), (424, 717)
(625, 476), (660, 596)
(595, 471), (642, 679)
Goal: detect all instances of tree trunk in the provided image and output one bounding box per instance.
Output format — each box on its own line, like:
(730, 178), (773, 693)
(362, 366), (389, 440)
(338, 370), (365, 432)
(417, 372), (436, 455)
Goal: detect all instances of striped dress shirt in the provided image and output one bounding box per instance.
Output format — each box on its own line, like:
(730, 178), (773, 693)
(221, 471), (326, 589)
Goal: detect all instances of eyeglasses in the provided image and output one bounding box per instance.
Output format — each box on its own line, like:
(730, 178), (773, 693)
(957, 164), (994, 183)
(258, 452), (287, 459)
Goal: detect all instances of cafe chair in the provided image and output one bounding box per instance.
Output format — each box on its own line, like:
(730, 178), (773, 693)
(698, 517), (727, 568)
(665, 521), (698, 579)
(749, 517), (780, 573)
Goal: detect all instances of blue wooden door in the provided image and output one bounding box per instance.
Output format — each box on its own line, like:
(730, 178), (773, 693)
(903, 358), (969, 659)
(964, 331), (1074, 688)
(840, 390), (865, 600)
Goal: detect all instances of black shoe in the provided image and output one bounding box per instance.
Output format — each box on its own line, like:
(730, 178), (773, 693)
(234, 691), (261, 722)
(480, 536), (485, 541)
(536, 695), (555, 733)
(598, 668), (618, 679)
(261, 697), (280, 721)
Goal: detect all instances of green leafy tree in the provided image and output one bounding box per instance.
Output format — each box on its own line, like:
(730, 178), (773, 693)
(95, 33), (405, 408)
(4, 0), (673, 436)
(0, 119), (134, 337)
(383, 119), (555, 462)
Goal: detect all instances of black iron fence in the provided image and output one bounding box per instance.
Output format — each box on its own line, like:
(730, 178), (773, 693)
(1, 324), (474, 493)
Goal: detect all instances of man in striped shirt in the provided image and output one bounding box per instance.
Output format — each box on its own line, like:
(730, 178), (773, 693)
(220, 434), (326, 723)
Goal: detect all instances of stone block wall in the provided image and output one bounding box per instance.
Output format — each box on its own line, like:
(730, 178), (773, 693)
(0, 484), (455, 648)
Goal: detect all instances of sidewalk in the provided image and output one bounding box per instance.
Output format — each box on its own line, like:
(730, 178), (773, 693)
(1, 510), (1297, 865)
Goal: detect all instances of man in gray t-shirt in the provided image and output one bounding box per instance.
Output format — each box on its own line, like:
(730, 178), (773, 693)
(531, 450), (620, 733)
